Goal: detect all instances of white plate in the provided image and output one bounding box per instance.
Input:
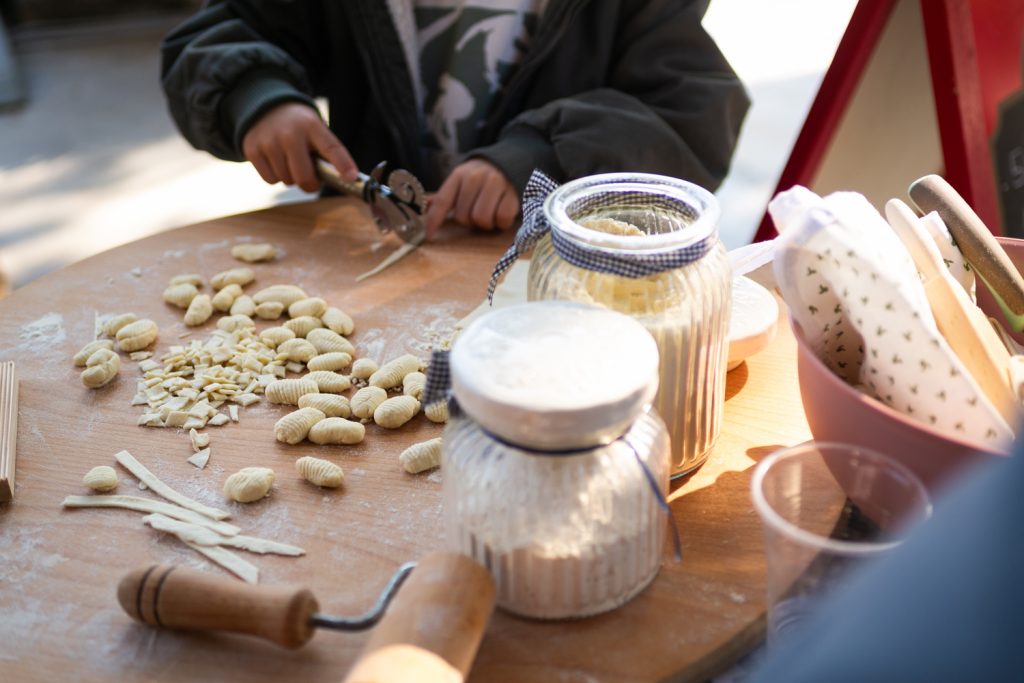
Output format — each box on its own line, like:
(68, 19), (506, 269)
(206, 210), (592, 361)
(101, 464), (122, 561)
(728, 275), (778, 371)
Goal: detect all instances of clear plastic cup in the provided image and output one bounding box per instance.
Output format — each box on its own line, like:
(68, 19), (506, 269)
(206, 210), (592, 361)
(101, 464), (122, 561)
(751, 442), (932, 644)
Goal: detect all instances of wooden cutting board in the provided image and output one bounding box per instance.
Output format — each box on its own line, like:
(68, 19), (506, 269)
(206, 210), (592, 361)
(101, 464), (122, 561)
(0, 198), (811, 682)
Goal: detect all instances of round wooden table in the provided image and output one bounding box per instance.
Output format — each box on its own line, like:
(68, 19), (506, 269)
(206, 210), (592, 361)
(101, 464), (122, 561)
(0, 199), (810, 682)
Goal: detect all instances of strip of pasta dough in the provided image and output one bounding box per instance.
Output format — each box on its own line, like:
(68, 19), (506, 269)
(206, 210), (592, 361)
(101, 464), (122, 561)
(114, 449), (229, 520)
(185, 541), (260, 584)
(354, 240), (420, 282)
(143, 514), (305, 556)
(62, 495), (239, 536)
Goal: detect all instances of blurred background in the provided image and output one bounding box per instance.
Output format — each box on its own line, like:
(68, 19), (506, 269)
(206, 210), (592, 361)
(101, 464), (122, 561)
(0, 0), (858, 292)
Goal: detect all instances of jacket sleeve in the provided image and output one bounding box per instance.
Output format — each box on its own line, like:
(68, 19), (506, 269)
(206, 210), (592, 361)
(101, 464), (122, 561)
(470, 0), (750, 193)
(160, 1), (329, 161)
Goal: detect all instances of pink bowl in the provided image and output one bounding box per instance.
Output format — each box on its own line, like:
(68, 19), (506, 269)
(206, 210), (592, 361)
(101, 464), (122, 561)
(792, 237), (1022, 495)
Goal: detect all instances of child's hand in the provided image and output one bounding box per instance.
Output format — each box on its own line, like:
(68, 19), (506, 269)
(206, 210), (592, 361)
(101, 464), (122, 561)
(424, 159), (520, 237)
(242, 102), (359, 192)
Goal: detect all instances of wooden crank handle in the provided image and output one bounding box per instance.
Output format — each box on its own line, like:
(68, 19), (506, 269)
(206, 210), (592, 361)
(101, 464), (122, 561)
(117, 565), (318, 649)
(342, 552), (496, 683)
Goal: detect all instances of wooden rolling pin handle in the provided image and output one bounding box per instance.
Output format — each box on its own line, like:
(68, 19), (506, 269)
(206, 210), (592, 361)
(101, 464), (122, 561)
(117, 565), (318, 648)
(342, 552), (496, 683)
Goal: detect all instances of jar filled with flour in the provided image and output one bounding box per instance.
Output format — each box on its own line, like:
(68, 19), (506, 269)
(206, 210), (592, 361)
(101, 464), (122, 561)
(441, 301), (670, 619)
(520, 172), (731, 477)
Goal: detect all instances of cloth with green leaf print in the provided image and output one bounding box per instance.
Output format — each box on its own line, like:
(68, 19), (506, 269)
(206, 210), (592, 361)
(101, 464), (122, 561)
(770, 186), (1013, 450)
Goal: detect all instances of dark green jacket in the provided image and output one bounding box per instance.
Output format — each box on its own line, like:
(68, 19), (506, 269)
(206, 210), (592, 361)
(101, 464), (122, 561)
(161, 0), (749, 193)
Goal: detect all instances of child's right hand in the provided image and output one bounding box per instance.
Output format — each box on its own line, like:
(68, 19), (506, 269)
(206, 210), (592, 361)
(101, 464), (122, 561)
(242, 102), (359, 192)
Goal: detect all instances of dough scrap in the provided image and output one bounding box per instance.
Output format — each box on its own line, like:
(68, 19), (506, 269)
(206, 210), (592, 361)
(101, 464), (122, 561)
(186, 541), (260, 584)
(188, 447), (211, 469)
(355, 241), (420, 282)
(143, 513), (304, 556)
(61, 495), (239, 536)
(114, 449), (230, 520)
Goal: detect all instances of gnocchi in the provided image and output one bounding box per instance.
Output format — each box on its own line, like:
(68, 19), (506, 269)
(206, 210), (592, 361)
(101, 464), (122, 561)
(403, 371), (427, 400)
(273, 407), (325, 444)
(73, 339), (114, 366)
(83, 465), (119, 491)
(231, 243), (277, 263)
(369, 354), (424, 389)
(321, 307), (354, 336)
(254, 301), (285, 320)
(288, 297), (327, 319)
(297, 393), (351, 418)
(305, 371), (351, 393)
(184, 294), (213, 326)
(265, 378), (320, 405)
(424, 400), (450, 424)
(351, 386), (388, 419)
(373, 395), (420, 429)
(306, 352), (352, 372)
(116, 318), (159, 352)
(307, 328), (355, 355)
(399, 437), (443, 474)
(163, 283), (199, 309)
(211, 267), (255, 290)
(253, 284), (308, 308)
(284, 315), (324, 338)
(102, 312), (138, 337)
(308, 417), (365, 445)
(168, 274), (204, 287)
(81, 347), (120, 388)
(295, 456), (345, 487)
(350, 358), (378, 380)
(260, 326), (295, 348)
(223, 467), (275, 503)
(211, 283), (242, 312)
(217, 314), (255, 332)
(229, 295), (256, 317)
(276, 338), (318, 363)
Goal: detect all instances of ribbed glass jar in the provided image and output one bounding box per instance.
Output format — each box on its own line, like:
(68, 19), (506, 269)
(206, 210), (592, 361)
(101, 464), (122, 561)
(443, 409), (670, 619)
(528, 173), (731, 477)
(442, 301), (670, 619)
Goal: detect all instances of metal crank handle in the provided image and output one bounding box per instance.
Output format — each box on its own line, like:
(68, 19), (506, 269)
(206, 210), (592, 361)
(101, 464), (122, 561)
(117, 561), (415, 649)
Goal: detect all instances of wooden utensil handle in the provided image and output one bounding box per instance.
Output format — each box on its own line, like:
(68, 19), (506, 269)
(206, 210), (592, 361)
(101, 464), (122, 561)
(342, 552), (496, 683)
(909, 174), (1024, 315)
(118, 565), (318, 648)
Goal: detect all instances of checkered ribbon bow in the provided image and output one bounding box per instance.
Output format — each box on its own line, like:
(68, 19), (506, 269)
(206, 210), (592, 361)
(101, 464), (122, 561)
(487, 169), (717, 302)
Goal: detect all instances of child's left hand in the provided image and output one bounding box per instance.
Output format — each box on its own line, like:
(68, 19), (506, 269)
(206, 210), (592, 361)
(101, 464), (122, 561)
(424, 159), (520, 238)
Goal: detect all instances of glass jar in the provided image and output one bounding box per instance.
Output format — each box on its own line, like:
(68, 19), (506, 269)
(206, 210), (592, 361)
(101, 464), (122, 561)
(528, 173), (731, 477)
(442, 301), (670, 619)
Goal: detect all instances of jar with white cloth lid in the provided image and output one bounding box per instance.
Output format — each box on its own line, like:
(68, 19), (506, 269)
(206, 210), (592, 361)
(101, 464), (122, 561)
(438, 301), (671, 619)
(489, 171), (731, 477)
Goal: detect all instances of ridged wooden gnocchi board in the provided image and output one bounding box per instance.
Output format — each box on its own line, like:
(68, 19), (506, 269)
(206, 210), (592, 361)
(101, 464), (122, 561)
(0, 199), (811, 682)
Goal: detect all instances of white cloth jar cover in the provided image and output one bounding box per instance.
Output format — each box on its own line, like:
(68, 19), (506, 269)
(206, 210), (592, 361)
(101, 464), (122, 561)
(770, 186), (1013, 450)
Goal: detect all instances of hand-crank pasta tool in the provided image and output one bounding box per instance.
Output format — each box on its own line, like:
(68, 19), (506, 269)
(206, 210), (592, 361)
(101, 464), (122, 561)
(316, 159), (426, 247)
(118, 552), (495, 683)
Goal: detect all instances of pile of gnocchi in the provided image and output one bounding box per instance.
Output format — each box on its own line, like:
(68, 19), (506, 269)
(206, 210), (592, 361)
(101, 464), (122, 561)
(71, 241), (446, 492)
